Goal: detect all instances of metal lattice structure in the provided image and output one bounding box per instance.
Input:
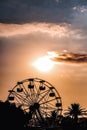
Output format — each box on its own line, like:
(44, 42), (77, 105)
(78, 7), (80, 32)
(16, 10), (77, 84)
(7, 78), (62, 127)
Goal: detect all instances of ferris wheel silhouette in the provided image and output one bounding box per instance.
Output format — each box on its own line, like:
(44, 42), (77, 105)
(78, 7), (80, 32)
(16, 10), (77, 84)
(7, 77), (62, 127)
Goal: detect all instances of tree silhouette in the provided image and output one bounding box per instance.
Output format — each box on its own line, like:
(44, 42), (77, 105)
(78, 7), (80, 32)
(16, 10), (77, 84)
(64, 103), (87, 123)
(61, 116), (74, 130)
(0, 100), (29, 129)
(50, 110), (57, 127)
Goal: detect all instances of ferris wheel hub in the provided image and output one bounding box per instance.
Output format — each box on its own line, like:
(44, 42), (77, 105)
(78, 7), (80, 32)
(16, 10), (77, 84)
(29, 103), (40, 111)
(7, 77), (62, 128)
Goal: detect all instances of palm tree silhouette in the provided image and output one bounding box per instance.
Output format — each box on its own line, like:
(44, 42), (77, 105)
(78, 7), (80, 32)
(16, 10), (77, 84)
(64, 103), (87, 123)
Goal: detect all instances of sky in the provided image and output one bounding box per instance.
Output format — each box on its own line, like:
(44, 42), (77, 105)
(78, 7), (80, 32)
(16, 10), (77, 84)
(0, 0), (87, 114)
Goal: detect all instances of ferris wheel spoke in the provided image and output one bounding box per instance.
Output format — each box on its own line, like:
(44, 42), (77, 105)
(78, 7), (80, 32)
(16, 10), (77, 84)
(38, 89), (50, 95)
(12, 91), (31, 105)
(46, 101), (57, 108)
(40, 109), (51, 117)
(23, 107), (30, 111)
(35, 88), (41, 101)
(26, 89), (36, 103)
(38, 89), (50, 103)
(22, 84), (31, 99)
(16, 83), (33, 103)
(40, 97), (58, 105)
(17, 84), (28, 96)
(14, 91), (30, 102)
(7, 77), (62, 128)
(16, 87), (35, 103)
(29, 89), (37, 103)
(40, 103), (57, 113)
(13, 96), (22, 105)
(42, 90), (50, 101)
(30, 88), (34, 96)
(14, 95), (29, 105)
(40, 106), (56, 113)
(40, 105), (57, 111)
(34, 83), (38, 93)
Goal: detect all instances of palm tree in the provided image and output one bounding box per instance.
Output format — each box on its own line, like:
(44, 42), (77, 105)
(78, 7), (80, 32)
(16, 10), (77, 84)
(64, 103), (87, 123)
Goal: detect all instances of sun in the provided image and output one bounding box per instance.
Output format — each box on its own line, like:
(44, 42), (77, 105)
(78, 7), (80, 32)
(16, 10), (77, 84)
(33, 56), (54, 72)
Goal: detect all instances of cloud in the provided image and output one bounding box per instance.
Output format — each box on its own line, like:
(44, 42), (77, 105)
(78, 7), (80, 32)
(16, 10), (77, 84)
(0, 0), (87, 23)
(0, 23), (71, 37)
(51, 52), (87, 64)
(0, 22), (87, 53)
(0, 22), (85, 40)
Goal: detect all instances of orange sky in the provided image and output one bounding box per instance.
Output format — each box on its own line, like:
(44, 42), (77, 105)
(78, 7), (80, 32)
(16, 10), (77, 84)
(0, 23), (87, 114)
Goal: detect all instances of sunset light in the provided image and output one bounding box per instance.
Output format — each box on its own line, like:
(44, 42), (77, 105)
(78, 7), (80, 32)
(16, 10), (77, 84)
(1, 1), (87, 129)
(33, 56), (55, 72)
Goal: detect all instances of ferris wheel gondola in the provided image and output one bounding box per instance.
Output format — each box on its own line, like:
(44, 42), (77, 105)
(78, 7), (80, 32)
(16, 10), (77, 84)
(7, 78), (62, 127)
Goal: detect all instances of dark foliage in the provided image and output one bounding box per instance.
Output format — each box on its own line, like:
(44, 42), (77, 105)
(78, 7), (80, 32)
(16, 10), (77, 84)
(0, 100), (28, 129)
(0, 100), (87, 130)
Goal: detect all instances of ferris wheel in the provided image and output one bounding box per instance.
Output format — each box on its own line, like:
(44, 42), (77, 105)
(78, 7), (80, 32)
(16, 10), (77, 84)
(7, 78), (62, 127)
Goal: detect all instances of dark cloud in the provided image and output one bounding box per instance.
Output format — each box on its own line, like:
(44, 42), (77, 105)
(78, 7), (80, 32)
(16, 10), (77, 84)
(0, 0), (87, 23)
(51, 52), (87, 63)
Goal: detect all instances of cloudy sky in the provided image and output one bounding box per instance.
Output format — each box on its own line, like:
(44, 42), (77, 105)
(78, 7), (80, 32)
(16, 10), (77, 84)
(0, 0), (87, 113)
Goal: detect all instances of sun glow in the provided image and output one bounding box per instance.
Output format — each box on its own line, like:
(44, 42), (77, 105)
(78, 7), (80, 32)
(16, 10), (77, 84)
(33, 55), (55, 72)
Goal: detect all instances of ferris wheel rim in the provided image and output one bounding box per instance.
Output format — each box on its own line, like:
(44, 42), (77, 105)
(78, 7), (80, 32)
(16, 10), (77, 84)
(8, 77), (61, 97)
(7, 77), (62, 127)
